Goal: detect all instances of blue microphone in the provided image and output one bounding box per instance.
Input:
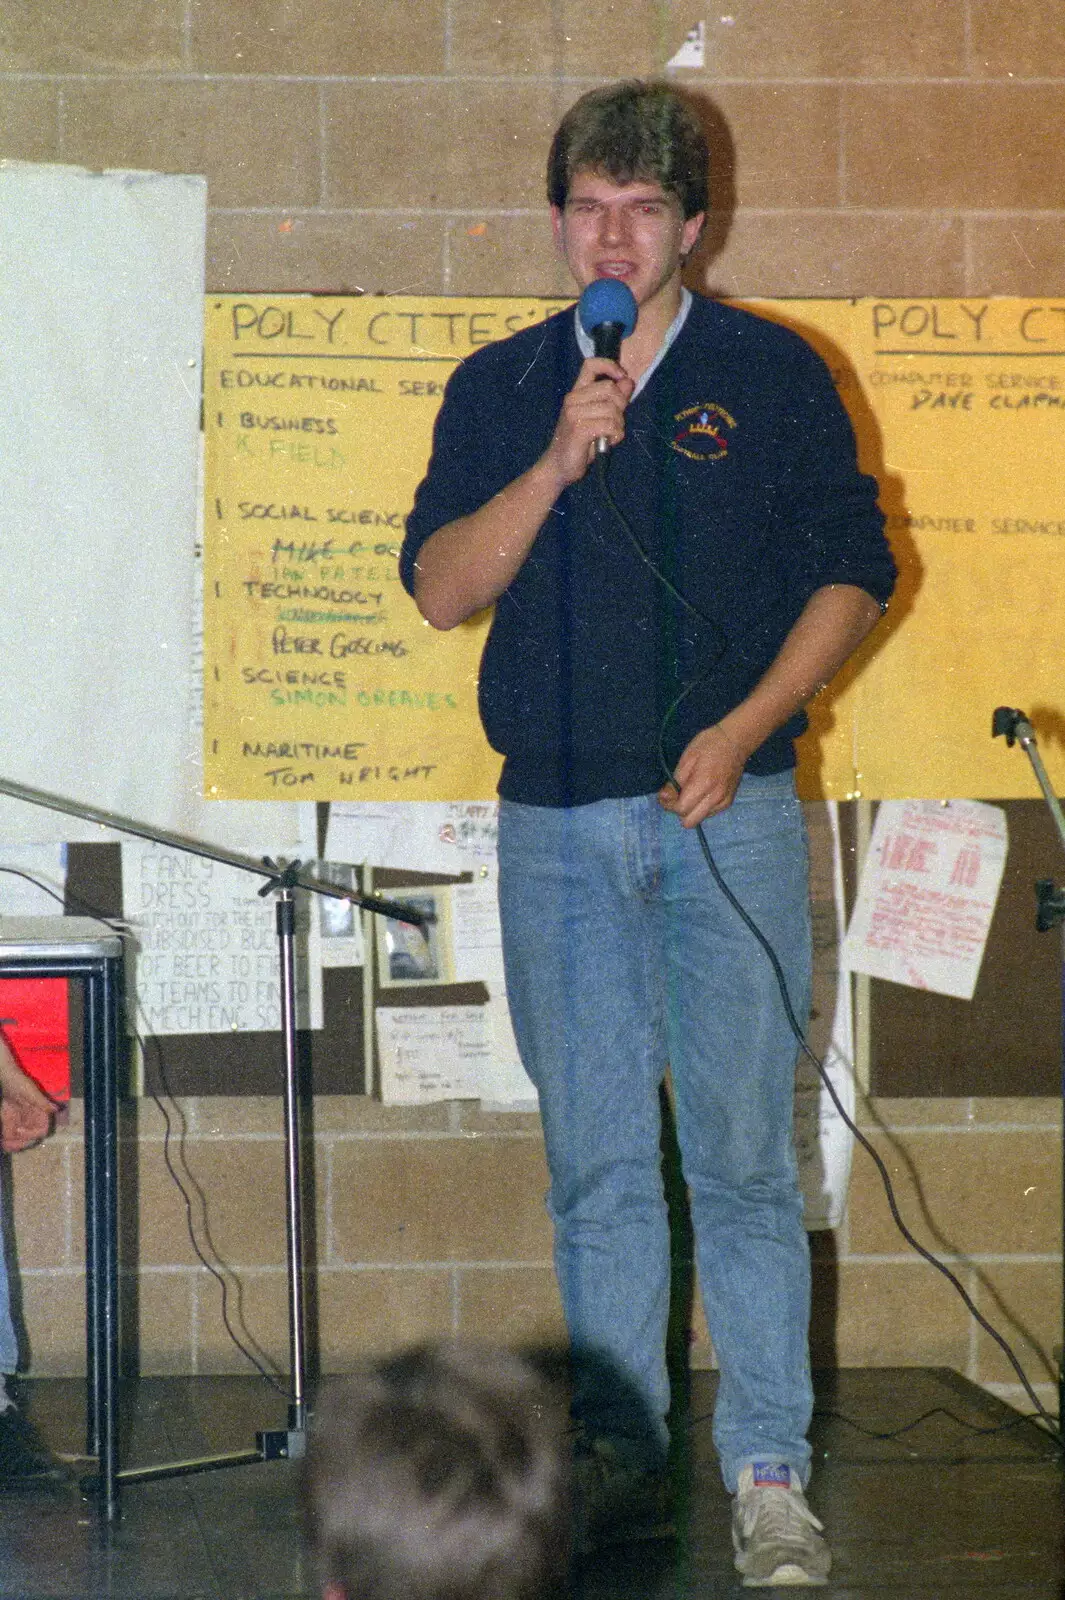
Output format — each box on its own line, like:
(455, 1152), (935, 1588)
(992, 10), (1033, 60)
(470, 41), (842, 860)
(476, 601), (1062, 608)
(577, 278), (638, 361)
(577, 279), (638, 455)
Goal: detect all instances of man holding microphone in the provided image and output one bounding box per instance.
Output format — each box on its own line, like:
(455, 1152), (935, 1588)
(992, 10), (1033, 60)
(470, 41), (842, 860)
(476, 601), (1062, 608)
(401, 80), (894, 1586)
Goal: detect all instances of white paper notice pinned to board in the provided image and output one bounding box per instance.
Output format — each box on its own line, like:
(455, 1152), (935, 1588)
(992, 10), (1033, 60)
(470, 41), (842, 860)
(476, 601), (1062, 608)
(124, 840), (323, 1035)
(326, 803), (499, 875)
(376, 1005), (486, 1103)
(841, 800), (1007, 1000)
(795, 801), (856, 1231)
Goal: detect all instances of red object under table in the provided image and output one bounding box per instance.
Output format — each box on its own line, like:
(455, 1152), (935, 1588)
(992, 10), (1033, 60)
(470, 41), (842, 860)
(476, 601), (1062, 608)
(0, 975), (71, 1101)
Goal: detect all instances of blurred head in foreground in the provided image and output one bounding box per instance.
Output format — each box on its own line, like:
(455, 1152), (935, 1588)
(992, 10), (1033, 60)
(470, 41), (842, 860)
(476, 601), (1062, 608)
(303, 1342), (571, 1600)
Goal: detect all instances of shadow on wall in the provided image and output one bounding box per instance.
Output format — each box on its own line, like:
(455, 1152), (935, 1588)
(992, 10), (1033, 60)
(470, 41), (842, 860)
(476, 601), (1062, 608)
(680, 89), (738, 277)
(676, 88), (921, 803)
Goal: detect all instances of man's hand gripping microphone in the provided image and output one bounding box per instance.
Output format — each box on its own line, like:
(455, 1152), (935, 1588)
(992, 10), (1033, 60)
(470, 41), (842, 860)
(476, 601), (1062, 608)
(577, 279), (638, 456)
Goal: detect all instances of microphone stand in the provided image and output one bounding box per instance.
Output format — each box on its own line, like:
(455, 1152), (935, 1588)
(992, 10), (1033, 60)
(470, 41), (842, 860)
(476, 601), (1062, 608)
(0, 772), (425, 1503)
(991, 708), (1065, 1428)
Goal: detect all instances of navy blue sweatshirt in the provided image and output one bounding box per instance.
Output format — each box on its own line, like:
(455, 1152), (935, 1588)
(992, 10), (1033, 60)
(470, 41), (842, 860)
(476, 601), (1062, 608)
(401, 294), (895, 807)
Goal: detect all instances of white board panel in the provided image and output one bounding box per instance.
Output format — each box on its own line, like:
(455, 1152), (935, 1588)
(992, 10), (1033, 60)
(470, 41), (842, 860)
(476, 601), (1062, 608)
(0, 162), (206, 844)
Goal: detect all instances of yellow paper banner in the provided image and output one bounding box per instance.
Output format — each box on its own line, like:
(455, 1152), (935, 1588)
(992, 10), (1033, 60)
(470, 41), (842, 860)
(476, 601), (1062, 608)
(752, 298), (1065, 799)
(203, 296), (566, 802)
(205, 296), (1065, 803)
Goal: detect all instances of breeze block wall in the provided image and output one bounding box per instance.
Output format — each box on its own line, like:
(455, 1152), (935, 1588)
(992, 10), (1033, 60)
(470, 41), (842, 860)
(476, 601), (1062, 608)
(2, 2), (1063, 1414)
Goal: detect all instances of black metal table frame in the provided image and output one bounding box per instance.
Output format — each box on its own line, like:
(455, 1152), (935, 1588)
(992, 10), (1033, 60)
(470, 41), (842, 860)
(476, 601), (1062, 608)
(0, 941), (123, 1520)
(0, 775), (428, 1521)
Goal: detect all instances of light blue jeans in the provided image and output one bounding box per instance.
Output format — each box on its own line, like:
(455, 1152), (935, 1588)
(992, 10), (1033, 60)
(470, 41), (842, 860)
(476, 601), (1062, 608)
(497, 774), (813, 1493)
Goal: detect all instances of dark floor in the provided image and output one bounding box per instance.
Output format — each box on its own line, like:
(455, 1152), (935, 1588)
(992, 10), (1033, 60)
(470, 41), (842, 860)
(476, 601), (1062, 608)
(0, 1368), (1061, 1599)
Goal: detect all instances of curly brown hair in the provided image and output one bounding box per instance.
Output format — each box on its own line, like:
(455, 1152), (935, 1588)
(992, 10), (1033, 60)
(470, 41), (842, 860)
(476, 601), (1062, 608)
(303, 1343), (571, 1600)
(547, 81), (709, 219)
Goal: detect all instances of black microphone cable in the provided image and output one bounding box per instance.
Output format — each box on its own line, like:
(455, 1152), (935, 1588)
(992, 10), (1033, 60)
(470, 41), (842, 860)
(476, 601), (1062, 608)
(592, 452), (1064, 1442)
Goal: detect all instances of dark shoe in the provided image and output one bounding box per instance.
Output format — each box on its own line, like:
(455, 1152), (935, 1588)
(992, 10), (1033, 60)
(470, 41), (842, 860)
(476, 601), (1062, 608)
(0, 1383), (67, 1488)
(573, 1438), (674, 1555)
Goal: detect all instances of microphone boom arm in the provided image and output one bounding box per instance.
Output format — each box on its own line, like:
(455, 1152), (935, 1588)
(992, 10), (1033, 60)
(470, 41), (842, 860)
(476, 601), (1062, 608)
(0, 773), (428, 927)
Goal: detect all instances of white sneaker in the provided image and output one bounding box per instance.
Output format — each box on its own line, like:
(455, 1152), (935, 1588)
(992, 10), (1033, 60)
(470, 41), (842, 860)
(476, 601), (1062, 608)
(731, 1463), (830, 1587)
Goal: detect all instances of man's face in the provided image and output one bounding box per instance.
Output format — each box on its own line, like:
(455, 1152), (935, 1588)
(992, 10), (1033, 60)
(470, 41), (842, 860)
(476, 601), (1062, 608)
(551, 170), (704, 312)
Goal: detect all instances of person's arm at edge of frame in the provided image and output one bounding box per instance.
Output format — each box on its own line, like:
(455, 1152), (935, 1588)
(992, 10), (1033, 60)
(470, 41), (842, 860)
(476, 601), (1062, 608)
(410, 356), (634, 631)
(0, 1033), (58, 1153)
(658, 582), (885, 830)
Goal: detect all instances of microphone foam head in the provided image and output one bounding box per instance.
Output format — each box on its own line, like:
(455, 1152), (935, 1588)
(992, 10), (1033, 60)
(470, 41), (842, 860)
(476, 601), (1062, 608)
(577, 278), (638, 338)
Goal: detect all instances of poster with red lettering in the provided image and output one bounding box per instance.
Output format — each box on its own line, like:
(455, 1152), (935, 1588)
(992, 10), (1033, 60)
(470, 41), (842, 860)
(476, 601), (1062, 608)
(841, 800), (1007, 999)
